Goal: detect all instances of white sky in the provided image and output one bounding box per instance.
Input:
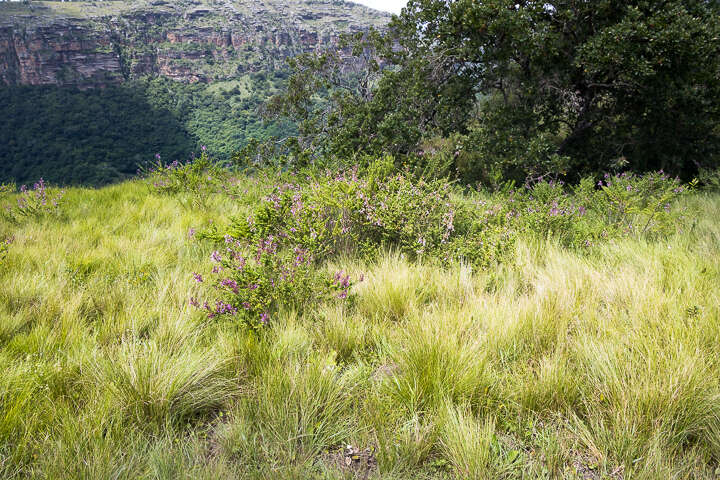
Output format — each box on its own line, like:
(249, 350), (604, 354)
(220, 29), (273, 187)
(351, 0), (408, 14)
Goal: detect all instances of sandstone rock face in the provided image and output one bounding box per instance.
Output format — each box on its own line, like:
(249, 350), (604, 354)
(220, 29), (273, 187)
(0, 23), (123, 87)
(0, 0), (389, 87)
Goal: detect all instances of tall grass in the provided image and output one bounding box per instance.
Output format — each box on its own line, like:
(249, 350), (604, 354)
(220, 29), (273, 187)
(0, 180), (719, 478)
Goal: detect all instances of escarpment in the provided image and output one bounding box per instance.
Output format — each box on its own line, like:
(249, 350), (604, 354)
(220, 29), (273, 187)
(0, 0), (389, 87)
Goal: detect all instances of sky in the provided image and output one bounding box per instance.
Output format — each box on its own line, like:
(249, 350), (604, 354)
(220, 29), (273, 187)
(351, 0), (408, 14)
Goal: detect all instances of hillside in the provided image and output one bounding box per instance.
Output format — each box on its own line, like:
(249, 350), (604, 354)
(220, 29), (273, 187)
(0, 0), (389, 86)
(1, 174), (719, 478)
(0, 0), (389, 186)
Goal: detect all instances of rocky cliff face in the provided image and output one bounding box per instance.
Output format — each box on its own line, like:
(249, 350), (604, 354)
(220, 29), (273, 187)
(0, 0), (389, 87)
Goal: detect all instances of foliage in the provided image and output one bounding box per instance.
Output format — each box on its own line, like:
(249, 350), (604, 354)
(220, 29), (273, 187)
(269, 0), (720, 181)
(463, 171), (694, 253)
(0, 74), (295, 187)
(1, 178), (719, 478)
(698, 168), (720, 192)
(0, 236), (11, 265)
(204, 159), (483, 264)
(0, 84), (196, 186)
(192, 236), (353, 329)
(141, 149), (228, 208)
(0, 179), (65, 224)
(573, 171), (695, 239)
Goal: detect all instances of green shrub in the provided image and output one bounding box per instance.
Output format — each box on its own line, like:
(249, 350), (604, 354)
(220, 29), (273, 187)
(141, 149), (227, 208)
(0, 236), (11, 265)
(572, 171), (694, 241)
(1, 179), (65, 224)
(210, 161), (479, 263)
(473, 171), (695, 250)
(698, 168), (720, 191)
(192, 238), (353, 329)
(193, 165), (695, 329)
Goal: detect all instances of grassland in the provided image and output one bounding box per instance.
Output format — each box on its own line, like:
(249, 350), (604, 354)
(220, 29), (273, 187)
(1, 179), (719, 479)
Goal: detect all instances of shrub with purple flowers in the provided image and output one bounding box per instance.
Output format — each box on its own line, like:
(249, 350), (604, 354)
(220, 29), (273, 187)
(0, 235), (11, 265)
(206, 161), (480, 263)
(572, 171), (695, 239)
(481, 171), (696, 249)
(192, 235), (354, 328)
(1, 179), (65, 224)
(141, 149), (228, 208)
(191, 163), (696, 328)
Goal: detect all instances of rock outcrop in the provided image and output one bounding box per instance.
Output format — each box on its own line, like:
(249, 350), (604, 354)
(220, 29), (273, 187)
(0, 0), (389, 87)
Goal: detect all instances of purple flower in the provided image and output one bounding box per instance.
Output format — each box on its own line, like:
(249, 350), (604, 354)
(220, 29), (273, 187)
(188, 228), (196, 239)
(201, 145), (207, 152)
(259, 313), (269, 324)
(192, 272), (203, 283)
(211, 251), (222, 263)
(155, 153), (161, 160)
(189, 297), (200, 307)
(221, 278), (239, 293)
(214, 301), (237, 315)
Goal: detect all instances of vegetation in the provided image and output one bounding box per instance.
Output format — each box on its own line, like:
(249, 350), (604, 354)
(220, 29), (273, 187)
(0, 74), (292, 186)
(268, 0), (720, 183)
(1, 166), (719, 478)
(1, 1), (719, 478)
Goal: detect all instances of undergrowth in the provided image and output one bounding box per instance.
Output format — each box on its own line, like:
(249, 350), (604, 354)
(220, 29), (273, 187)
(0, 167), (718, 479)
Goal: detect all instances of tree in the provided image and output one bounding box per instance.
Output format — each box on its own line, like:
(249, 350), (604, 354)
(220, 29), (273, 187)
(270, 0), (720, 182)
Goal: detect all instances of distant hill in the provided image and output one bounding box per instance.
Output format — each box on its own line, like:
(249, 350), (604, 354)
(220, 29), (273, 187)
(0, 0), (389, 186)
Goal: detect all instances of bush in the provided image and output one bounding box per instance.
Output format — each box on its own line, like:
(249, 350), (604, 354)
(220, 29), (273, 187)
(698, 168), (720, 191)
(194, 160), (488, 327)
(193, 165), (695, 329)
(1, 179), (65, 224)
(494, 171), (694, 248)
(191, 236), (353, 329)
(0, 236), (11, 265)
(209, 161), (475, 262)
(141, 149), (228, 208)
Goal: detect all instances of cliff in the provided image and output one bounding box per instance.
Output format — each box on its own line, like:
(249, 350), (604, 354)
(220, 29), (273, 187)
(0, 0), (389, 87)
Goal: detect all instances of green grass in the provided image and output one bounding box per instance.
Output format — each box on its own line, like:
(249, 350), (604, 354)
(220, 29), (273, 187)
(1, 180), (719, 478)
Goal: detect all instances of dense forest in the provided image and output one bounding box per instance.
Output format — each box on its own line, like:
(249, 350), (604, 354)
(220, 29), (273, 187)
(0, 72), (294, 186)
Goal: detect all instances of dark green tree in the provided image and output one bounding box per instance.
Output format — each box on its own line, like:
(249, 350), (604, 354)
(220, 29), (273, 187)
(269, 0), (720, 182)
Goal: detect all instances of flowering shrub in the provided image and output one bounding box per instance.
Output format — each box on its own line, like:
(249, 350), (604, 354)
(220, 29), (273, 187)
(141, 149), (228, 208)
(573, 171), (694, 240)
(207, 163), (474, 262)
(0, 236), (11, 265)
(480, 171), (695, 249)
(191, 235), (354, 328)
(192, 165), (695, 327)
(194, 161), (481, 326)
(1, 179), (65, 224)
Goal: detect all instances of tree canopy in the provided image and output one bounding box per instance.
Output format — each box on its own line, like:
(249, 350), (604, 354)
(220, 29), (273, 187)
(269, 0), (720, 183)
